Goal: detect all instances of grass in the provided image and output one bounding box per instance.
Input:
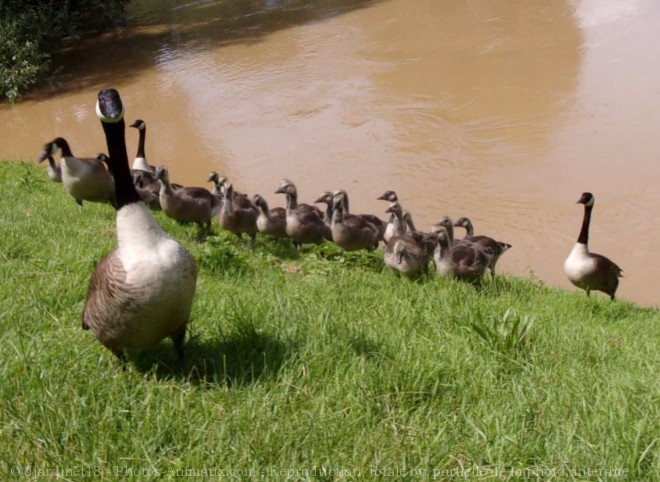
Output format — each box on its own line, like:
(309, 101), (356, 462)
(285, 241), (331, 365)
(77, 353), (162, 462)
(0, 160), (658, 481)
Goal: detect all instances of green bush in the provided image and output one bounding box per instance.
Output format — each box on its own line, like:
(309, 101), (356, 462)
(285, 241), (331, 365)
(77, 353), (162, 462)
(0, 0), (130, 102)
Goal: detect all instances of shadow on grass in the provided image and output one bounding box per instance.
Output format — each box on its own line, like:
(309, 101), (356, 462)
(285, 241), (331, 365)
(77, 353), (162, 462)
(131, 326), (294, 387)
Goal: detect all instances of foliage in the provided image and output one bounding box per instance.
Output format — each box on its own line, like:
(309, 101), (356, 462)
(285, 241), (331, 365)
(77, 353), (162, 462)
(0, 0), (130, 102)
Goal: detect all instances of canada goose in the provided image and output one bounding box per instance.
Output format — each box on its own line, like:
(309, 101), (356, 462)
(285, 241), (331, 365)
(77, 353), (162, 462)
(83, 88), (197, 367)
(453, 216), (512, 277)
(401, 211), (438, 259)
(132, 171), (161, 210)
(314, 191), (334, 225)
(275, 179), (329, 247)
(330, 202), (379, 251)
(378, 190), (400, 243)
(218, 182), (258, 243)
(207, 172), (255, 211)
(384, 234), (428, 277)
(37, 137), (115, 207)
(563, 192), (622, 300)
(333, 189), (385, 241)
(129, 119), (156, 175)
(40, 155), (62, 182)
(432, 225), (492, 286)
(383, 201), (409, 244)
(155, 166), (220, 241)
(252, 194), (287, 238)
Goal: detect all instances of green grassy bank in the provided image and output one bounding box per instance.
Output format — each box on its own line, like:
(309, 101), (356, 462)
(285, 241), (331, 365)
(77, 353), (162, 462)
(0, 161), (658, 480)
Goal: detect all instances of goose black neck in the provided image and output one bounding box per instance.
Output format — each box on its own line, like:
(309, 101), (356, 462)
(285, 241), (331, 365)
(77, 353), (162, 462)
(102, 119), (141, 209)
(287, 192), (298, 211)
(136, 126), (146, 158)
(465, 221), (474, 237)
(59, 139), (73, 158)
(577, 204), (592, 245)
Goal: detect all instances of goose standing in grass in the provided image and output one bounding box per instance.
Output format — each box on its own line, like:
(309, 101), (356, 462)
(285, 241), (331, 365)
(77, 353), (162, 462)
(275, 179), (329, 247)
(37, 137), (115, 207)
(432, 225), (492, 286)
(333, 189), (385, 242)
(453, 216), (512, 277)
(330, 202), (379, 251)
(384, 234), (428, 277)
(217, 182), (258, 243)
(378, 190), (401, 243)
(563, 192), (622, 300)
(155, 166), (220, 241)
(83, 88), (197, 367)
(253, 194), (287, 239)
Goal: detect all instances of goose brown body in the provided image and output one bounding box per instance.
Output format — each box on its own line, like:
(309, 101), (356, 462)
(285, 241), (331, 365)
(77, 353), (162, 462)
(156, 166), (220, 239)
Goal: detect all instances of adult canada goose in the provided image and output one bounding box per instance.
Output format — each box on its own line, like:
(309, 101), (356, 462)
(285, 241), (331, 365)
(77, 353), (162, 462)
(330, 202), (379, 251)
(314, 191), (334, 226)
(37, 137), (115, 207)
(41, 155), (62, 182)
(252, 194), (287, 239)
(453, 216), (512, 277)
(384, 234), (428, 277)
(155, 166), (220, 241)
(83, 88), (197, 367)
(333, 189), (385, 241)
(563, 192), (622, 300)
(129, 119), (156, 175)
(432, 225), (492, 286)
(275, 179), (329, 247)
(217, 182), (258, 243)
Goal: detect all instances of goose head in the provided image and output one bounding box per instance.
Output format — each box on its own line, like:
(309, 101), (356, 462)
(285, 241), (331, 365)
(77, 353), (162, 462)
(377, 190), (398, 202)
(454, 217), (471, 229)
(385, 201), (404, 219)
(577, 192), (594, 206)
(129, 119), (146, 131)
(37, 137), (70, 162)
(332, 189), (349, 210)
(96, 88), (125, 123)
(96, 153), (110, 166)
(207, 171), (227, 185)
(274, 179), (296, 196)
(154, 166), (170, 183)
(252, 194), (268, 209)
(430, 224), (451, 255)
(314, 191), (334, 206)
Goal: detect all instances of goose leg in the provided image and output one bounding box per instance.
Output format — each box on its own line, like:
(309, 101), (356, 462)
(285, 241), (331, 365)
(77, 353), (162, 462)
(171, 324), (187, 372)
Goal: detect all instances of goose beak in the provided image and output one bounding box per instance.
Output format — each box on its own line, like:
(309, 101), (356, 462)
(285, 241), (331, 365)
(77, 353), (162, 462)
(274, 187), (285, 194)
(37, 150), (49, 164)
(377, 194), (388, 201)
(96, 89), (125, 123)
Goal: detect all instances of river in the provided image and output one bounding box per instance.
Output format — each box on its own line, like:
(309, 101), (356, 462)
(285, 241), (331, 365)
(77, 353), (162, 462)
(2, 0), (659, 305)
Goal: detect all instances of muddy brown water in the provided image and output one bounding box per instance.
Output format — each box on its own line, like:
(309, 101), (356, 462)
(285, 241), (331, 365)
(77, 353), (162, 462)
(2, 0), (660, 305)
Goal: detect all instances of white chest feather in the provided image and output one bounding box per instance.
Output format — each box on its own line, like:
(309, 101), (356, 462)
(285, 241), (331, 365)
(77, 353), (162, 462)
(132, 157), (151, 172)
(116, 204), (192, 282)
(564, 243), (597, 281)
